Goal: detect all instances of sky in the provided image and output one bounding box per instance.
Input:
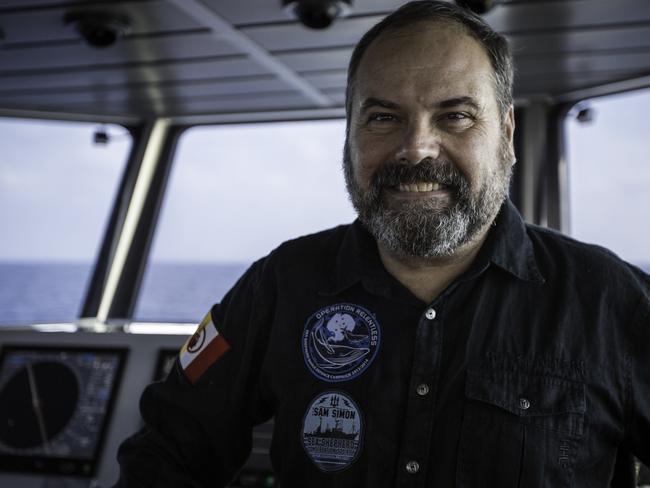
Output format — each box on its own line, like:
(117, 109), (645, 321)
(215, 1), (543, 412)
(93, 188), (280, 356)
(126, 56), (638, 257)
(0, 119), (132, 262)
(0, 88), (649, 267)
(148, 120), (356, 264)
(566, 88), (650, 265)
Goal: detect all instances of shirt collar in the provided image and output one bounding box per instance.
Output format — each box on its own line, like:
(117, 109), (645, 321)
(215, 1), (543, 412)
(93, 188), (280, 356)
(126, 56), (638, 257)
(479, 199), (545, 284)
(321, 198), (544, 296)
(321, 219), (393, 297)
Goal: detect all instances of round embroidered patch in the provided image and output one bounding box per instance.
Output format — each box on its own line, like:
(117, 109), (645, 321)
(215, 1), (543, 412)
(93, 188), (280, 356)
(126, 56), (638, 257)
(301, 391), (363, 472)
(302, 303), (380, 382)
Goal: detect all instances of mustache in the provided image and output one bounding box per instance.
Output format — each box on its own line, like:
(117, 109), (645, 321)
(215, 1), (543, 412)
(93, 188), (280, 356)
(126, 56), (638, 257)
(370, 159), (469, 192)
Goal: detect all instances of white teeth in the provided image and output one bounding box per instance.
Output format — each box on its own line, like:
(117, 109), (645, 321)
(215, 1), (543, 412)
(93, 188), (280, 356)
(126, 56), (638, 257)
(397, 182), (442, 192)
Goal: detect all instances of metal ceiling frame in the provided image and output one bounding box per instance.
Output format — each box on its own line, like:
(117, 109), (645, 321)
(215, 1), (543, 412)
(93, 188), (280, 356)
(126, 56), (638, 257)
(167, 0), (336, 108)
(553, 73), (650, 104)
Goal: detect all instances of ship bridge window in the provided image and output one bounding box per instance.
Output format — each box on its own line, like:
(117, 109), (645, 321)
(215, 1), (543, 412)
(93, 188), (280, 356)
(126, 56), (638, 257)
(566, 87), (650, 275)
(135, 120), (355, 323)
(0, 118), (132, 326)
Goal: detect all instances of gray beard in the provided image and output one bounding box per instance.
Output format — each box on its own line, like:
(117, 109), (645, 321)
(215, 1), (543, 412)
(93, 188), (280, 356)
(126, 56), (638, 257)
(343, 136), (513, 260)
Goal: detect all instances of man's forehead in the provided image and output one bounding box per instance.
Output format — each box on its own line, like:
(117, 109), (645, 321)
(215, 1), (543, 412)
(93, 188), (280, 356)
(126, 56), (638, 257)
(356, 25), (492, 95)
(351, 20), (496, 108)
(369, 19), (469, 49)
(359, 21), (488, 73)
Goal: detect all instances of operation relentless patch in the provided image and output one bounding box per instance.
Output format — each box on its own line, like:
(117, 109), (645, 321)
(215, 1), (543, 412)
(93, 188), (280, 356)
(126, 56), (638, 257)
(302, 303), (380, 382)
(301, 391), (363, 472)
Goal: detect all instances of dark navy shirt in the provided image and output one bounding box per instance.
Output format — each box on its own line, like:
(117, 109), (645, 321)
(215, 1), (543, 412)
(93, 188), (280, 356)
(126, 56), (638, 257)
(115, 200), (650, 487)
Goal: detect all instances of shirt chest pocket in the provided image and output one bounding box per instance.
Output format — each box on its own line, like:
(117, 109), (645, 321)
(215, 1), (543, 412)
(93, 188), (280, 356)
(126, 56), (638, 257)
(456, 370), (586, 488)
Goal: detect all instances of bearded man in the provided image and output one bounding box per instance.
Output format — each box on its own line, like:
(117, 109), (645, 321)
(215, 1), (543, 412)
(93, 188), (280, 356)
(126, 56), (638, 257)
(114, 2), (650, 487)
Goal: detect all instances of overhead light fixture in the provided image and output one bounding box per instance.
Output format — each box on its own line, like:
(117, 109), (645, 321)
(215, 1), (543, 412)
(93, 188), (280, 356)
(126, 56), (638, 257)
(455, 0), (499, 15)
(282, 0), (352, 29)
(93, 126), (110, 145)
(64, 10), (132, 48)
(575, 105), (595, 124)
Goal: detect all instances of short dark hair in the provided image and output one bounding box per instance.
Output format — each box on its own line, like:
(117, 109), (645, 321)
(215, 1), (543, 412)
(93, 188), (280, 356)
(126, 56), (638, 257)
(345, 0), (514, 123)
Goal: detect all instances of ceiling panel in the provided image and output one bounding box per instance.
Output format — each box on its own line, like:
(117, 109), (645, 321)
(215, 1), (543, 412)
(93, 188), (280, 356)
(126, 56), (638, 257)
(166, 89), (345, 115)
(278, 47), (352, 72)
(510, 25), (650, 57)
(516, 50), (650, 75)
(0, 0), (93, 7)
(11, 91), (320, 117)
(517, 67), (646, 83)
(0, 31), (237, 71)
(0, 1), (198, 44)
(0, 77), (293, 105)
(0, 70), (346, 100)
(203, 0), (401, 25)
(165, 92), (332, 115)
(485, 0), (650, 33)
(1, 0), (649, 122)
(304, 71), (348, 89)
(519, 75), (646, 96)
(242, 16), (381, 51)
(0, 57), (270, 91)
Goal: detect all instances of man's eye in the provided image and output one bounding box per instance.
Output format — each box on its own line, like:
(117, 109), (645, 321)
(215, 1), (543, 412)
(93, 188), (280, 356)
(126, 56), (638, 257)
(367, 113), (397, 123)
(440, 112), (474, 128)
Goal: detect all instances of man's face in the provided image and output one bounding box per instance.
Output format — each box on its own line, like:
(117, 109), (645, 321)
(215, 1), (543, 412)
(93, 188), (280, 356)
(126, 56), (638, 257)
(345, 22), (515, 259)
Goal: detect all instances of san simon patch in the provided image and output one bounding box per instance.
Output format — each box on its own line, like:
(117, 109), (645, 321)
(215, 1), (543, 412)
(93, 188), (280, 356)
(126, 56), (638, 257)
(301, 391), (363, 472)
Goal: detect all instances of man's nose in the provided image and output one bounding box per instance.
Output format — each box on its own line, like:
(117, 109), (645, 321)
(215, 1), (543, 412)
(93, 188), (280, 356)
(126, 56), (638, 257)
(395, 120), (441, 165)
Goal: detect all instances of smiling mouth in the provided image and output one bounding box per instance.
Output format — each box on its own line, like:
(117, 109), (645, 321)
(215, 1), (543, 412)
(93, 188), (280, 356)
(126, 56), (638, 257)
(395, 181), (445, 192)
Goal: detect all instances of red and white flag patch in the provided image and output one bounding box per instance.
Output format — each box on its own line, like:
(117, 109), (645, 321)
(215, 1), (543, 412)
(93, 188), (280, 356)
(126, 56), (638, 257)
(180, 311), (230, 384)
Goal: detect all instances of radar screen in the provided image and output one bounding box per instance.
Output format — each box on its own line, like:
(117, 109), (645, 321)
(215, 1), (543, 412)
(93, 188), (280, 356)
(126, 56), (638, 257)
(153, 349), (179, 382)
(0, 346), (127, 476)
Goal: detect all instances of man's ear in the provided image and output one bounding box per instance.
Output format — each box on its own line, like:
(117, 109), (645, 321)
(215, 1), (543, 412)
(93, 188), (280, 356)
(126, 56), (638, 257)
(504, 105), (515, 144)
(504, 104), (516, 165)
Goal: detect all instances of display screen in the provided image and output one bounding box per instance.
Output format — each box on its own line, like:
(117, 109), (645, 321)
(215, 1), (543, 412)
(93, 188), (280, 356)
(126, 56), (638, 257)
(153, 349), (179, 382)
(0, 346), (127, 476)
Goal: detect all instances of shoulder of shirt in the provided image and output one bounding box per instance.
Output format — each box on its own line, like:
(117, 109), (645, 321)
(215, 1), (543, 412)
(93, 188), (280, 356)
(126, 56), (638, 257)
(215, 226), (351, 319)
(241, 223), (353, 282)
(524, 222), (650, 293)
(267, 223), (352, 260)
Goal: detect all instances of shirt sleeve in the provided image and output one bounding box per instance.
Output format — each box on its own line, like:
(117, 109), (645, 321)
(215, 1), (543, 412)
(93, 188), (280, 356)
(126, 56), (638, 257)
(625, 272), (650, 467)
(113, 258), (276, 488)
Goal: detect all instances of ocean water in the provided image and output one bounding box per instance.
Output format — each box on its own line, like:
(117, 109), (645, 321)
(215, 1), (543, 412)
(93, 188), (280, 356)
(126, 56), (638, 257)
(0, 262), (92, 326)
(135, 262), (250, 322)
(1, 261), (649, 327)
(0, 262), (249, 326)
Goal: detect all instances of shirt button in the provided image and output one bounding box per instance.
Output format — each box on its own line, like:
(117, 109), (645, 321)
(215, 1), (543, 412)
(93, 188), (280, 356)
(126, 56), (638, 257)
(519, 398), (531, 410)
(425, 308), (436, 320)
(405, 460), (420, 474)
(416, 383), (430, 396)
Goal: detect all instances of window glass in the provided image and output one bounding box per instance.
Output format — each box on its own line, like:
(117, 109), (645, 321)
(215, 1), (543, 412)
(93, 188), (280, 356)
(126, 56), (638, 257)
(136, 120), (355, 322)
(566, 88), (650, 273)
(0, 119), (131, 325)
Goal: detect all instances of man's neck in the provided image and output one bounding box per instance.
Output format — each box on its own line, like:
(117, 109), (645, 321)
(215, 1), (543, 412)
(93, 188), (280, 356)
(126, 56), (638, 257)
(377, 230), (489, 304)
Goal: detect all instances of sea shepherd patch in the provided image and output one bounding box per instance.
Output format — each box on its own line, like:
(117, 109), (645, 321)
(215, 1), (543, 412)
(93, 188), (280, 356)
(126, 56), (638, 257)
(179, 311), (230, 384)
(302, 303), (380, 382)
(302, 391), (363, 472)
